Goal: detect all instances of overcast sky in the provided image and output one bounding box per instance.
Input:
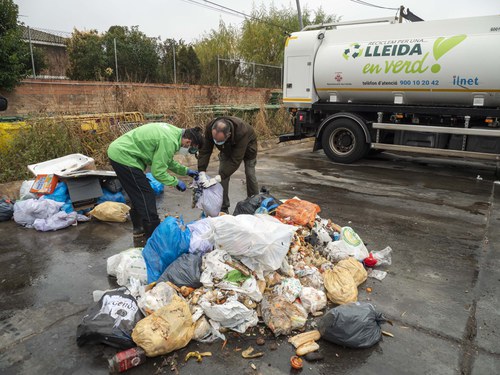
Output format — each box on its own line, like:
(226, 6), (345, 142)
(15, 0), (500, 42)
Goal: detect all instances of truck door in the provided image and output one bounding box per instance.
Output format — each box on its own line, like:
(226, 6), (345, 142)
(285, 56), (311, 99)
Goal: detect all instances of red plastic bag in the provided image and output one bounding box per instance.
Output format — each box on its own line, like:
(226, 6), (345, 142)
(276, 198), (320, 227)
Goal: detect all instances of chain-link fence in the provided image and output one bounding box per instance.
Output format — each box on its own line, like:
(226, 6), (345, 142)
(21, 26), (284, 89)
(217, 57), (282, 89)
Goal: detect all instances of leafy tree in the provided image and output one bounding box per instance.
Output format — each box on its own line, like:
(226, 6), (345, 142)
(0, 0), (30, 90)
(193, 20), (240, 85)
(238, 4), (338, 87)
(157, 38), (177, 83)
(102, 26), (160, 82)
(66, 29), (106, 80)
(177, 44), (201, 84)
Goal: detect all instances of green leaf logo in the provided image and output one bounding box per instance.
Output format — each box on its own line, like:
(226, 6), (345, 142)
(431, 34), (467, 73)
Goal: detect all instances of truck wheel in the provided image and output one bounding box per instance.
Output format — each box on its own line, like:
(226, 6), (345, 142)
(321, 119), (368, 163)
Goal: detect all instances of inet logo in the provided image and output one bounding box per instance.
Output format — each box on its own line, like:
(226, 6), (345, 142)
(452, 75), (479, 87)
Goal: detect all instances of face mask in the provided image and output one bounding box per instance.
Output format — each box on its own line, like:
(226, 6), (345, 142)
(213, 139), (225, 146)
(178, 147), (189, 155)
(188, 147), (198, 154)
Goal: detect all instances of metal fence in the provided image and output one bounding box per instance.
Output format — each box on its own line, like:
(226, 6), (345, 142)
(217, 57), (282, 89)
(22, 26), (283, 89)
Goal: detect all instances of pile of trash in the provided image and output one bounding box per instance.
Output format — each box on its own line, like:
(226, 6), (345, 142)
(0, 154), (167, 231)
(76, 191), (393, 372)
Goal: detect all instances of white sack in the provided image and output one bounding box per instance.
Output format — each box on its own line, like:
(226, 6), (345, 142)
(13, 199), (63, 228)
(107, 248), (148, 286)
(208, 214), (297, 275)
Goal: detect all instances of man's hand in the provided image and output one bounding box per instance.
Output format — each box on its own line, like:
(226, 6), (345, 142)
(201, 175), (221, 188)
(198, 171), (208, 185)
(175, 180), (187, 192)
(187, 169), (199, 178)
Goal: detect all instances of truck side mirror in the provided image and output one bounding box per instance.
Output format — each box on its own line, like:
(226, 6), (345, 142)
(0, 95), (7, 111)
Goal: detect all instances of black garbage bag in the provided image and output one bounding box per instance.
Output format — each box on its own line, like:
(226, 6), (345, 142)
(158, 253), (203, 288)
(318, 302), (387, 349)
(233, 187), (281, 216)
(76, 287), (144, 349)
(0, 199), (14, 222)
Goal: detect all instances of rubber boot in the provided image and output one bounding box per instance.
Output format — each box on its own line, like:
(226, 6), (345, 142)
(143, 219), (161, 241)
(130, 208), (144, 238)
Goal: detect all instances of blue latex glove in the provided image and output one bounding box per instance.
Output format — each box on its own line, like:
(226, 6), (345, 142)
(187, 169), (199, 178)
(175, 180), (187, 192)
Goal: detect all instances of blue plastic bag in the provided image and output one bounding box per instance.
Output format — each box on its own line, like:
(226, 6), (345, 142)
(146, 173), (164, 196)
(44, 182), (74, 213)
(97, 188), (126, 204)
(142, 217), (191, 283)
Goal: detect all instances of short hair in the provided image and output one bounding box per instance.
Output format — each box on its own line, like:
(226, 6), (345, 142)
(212, 118), (231, 137)
(184, 127), (204, 148)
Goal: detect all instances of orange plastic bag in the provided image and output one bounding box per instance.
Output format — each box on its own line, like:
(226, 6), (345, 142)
(276, 199), (320, 227)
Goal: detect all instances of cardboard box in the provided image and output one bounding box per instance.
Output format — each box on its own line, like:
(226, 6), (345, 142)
(30, 174), (58, 194)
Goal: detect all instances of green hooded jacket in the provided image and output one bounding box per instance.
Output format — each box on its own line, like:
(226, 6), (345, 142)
(107, 122), (188, 186)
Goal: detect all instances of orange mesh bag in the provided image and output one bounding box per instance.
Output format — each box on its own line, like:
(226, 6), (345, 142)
(276, 199), (321, 227)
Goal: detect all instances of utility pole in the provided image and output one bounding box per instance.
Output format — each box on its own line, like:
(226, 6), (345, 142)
(399, 5), (404, 23)
(27, 27), (36, 78)
(173, 43), (177, 84)
(295, 0), (303, 29)
(217, 55), (220, 86)
(114, 38), (119, 82)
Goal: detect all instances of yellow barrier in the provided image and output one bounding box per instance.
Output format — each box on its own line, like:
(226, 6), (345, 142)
(0, 112), (145, 151)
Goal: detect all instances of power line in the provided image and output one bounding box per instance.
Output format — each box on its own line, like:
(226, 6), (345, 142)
(177, 0), (290, 33)
(349, 0), (399, 11)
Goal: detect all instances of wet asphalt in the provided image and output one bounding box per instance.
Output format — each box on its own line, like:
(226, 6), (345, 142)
(1, 141), (499, 375)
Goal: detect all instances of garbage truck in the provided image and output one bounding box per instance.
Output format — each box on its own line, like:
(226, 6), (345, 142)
(280, 15), (500, 163)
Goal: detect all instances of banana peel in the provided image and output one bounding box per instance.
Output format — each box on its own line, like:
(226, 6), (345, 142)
(184, 351), (212, 363)
(241, 346), (264, 359)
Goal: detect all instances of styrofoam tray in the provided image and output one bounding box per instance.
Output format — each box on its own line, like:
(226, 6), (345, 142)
(28, 153), (95, 176)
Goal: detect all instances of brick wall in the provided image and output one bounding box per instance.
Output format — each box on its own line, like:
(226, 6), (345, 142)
(2, 79), (274, 116)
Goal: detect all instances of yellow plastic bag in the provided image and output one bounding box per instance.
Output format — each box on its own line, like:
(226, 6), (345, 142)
(323, 267), (358, 305)
(336, 257), (367, 286)
(89, 202), (130, 223)
(132, 294), (194, 357)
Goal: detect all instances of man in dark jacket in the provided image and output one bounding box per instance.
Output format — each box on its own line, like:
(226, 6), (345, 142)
(197, 116), (259, 213)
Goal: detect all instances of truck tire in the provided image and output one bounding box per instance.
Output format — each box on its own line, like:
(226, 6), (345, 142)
(321, 119), (369, 163)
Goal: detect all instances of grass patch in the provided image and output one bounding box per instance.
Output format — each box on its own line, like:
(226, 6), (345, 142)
(0, 97), (292, 183)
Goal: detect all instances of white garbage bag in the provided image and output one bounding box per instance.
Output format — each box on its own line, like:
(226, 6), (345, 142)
(13, 199), (63, 228)
(324, 227), (369, 262)
(136, 282), (177, 315)
(187, 219), (213, 255)
(107, 248), (148, 286)
(196, 181), (223, 217)
(207, 214), (297, 275)
(200, 294), (258, 333)
(19, 180), (37, 200)
(33, 211), (78, 231)
(300, 287), (327, 314)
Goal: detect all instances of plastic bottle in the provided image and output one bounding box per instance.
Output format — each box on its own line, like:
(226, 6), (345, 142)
(108, 347), (147, 373)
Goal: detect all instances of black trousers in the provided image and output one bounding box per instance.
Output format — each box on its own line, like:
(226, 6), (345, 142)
(109, 159), (159, 229)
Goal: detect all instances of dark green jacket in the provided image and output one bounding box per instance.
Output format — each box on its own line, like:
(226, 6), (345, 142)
(197, 116), (257, 179)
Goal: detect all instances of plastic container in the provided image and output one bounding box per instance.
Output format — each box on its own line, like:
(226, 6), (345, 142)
(108, 347), (147, 373)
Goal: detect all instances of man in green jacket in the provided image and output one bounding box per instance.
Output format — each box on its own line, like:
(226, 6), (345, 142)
(197, 116), (259, 214)
(108, 123), (203, 240)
